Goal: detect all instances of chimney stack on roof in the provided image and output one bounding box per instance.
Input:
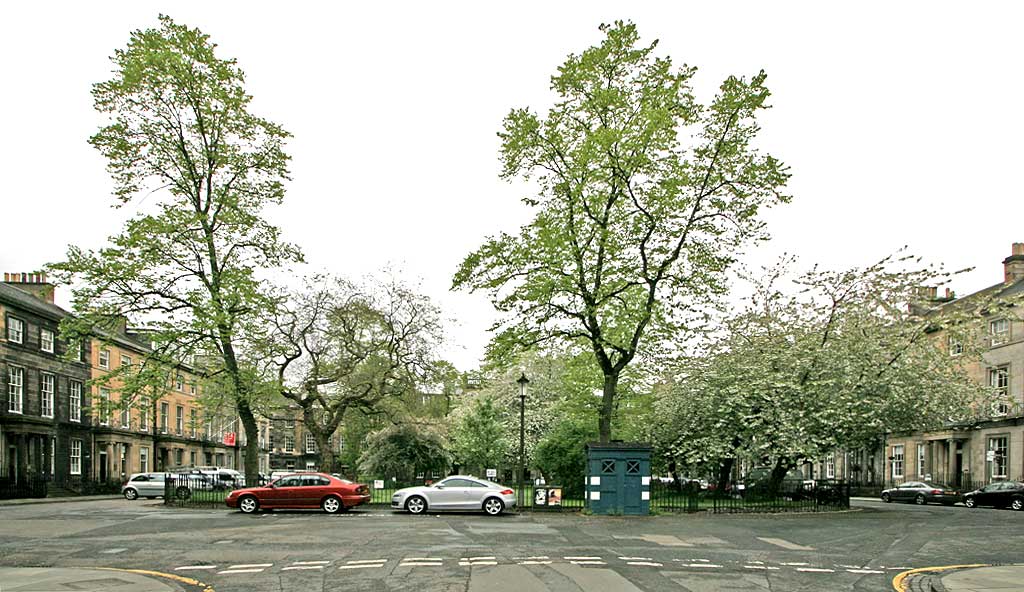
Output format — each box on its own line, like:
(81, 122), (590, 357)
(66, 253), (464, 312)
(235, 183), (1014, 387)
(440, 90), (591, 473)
(3, 271), (55, 303)
(1003, 243), (1024, 284)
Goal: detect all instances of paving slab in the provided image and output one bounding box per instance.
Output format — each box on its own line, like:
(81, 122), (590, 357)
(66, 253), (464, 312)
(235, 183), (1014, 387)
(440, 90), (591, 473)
(942, 565), (1024, 591)
(0, 567), (182, 592)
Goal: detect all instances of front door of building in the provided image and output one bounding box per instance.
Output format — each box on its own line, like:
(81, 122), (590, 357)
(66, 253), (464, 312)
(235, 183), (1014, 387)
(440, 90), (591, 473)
(98, 451), (108, 482)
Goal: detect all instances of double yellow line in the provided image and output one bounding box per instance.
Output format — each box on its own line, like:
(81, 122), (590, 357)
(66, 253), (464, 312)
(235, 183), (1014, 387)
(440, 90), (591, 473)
(891, 564), (988, 591)
(97, 567), (215, 592)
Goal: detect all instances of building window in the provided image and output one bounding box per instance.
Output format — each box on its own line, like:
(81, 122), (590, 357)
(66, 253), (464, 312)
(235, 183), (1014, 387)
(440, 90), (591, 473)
(989, 436), (1008, 479)
(190, 409), (197, 438)
(7, 366), (24, 414)
(7, 316), (24, 344)
(74, 340), (84, 362)
(99, 388), (110, 426)
(190, 451), (196, 466)
(140, 404), (149, 432)
(917, 443), (926, 478)
(69, 381), (81, 422)
(7, 366), (26, 415)
(175, 376), (184, 391)
(41, 373), (54, 418)
(306, 461), (316, 471)
(175, 449), (183, 466)
(121, 401), (131, 429)
(160, 402), (169, 434)
(990, 318), (1010, 346)
(70, 439), (82, 475)
(989, 366), (1010, 414)
(120, 354), (131, 368)
(40, 328), (54, 353)
(826, 455), (836, 479)
(99, 348), (110, 369)
(176, 405), (184, 435)
(891, 445), (904, 479)
(140, 447), (149, 472)
(285, 435), (295, 453)
(190, 383), (197, 396)
(337, 435), (344, 453)
(948, 334), (963, 356)
(305, 433), (317, 453)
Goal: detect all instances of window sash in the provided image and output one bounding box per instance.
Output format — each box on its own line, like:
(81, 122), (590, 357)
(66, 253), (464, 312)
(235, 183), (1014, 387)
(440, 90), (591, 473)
(70, 439), (82, 475)
(176, 406), (184, 435)
(990, 437), (1009, 478)
(160, 403), (169, 433)
(41, 374), (54, 418)
(99, 349), (110, 369)
(99, 389), (110, 425)
(8, 367), (23, 413)
(891, 445), (905, 478)
(305, 433), (317, 453)
(69, 382), (81, 422)
(7, 317), (24, 343)
(41, 329), (54, 353)
(990, 319), (1010, 345)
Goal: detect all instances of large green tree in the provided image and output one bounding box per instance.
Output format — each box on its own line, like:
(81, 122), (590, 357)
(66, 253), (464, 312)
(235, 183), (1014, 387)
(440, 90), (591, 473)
(453, 21), (789, 442)
(450, 395), (507, 476)
(51, 15), (299, 483)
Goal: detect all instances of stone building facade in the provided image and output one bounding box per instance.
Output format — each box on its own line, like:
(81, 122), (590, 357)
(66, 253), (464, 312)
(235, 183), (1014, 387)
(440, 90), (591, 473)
(884, 243), (1024, 487)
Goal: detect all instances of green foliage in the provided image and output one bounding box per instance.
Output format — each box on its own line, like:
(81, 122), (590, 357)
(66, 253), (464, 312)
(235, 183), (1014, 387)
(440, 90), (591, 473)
(454, 21), (789, 442)
(450, 395), (507, 475)
(357, 423), (450, 482)
(50, 15), (301, 483)
(533, 418), (596, 498)
(650, 254), (986, 476)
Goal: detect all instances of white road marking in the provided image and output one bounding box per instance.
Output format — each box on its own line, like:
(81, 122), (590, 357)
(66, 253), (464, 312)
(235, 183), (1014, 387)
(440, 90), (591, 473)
(282, 565), (325, 571)
(227, 563), (273, 569)
(748, 560), (765, 564)
(514, 556), (550, 560)
(627, 561), (663, 567)
(519, 560), (553, 565)
(797, 568), (835, 573)
(619, 556), (653, 561)
(214, 540), (234, 544)
(218, 569), (265, 574)
(399, 562), (443, 567)
(175, 566), (217, 571)
(846, 569), (884, 574)
(404, 557), (442, 562)
(570, 560), (607, 566)
(468, 556), (496, 561)
(680, 563), (723, 568)
(757, 537), (815, 551)
(744, 565), (780, 570)
(459, 561), (498, 566)
(346, 559), (387, 565)
(564, 556), (602, 560)
(292, 561), (331, 565)
(338, 564), (384, 570)
(781, 562), (810, 566)
(101, 548), (127, 554)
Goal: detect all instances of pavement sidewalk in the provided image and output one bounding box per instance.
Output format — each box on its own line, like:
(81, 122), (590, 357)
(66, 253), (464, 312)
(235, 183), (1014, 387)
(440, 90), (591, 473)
(0, 567), (185, 592)
(941, 564), (1024, 591)
(0, 494), (120, 507)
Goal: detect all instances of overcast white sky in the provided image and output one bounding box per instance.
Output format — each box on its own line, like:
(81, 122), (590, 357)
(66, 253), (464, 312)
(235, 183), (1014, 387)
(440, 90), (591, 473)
(2, 1), (1021, 371)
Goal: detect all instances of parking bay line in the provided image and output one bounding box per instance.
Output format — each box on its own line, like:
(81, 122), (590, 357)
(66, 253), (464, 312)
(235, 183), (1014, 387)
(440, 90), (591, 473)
(291, 561), (331, 566)
(339, 564), (386, 570)
(218, 569), (266, 575)
(282, 565), (325, 571)
(175, 566), (217, 571)
(797, 568), (835, 573)
(227, 564), (273, 569)
(345, 560), (387, 565)
(627, 562), (663, 567)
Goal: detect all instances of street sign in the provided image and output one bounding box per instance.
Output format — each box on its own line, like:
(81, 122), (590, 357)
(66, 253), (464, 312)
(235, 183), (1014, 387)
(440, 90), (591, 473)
(486, 468), (497, 479)
(374, 480), (384, 489)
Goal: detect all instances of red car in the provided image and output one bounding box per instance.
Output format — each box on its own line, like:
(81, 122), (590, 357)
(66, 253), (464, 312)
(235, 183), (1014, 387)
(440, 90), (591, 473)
(225, 473), (370, 514)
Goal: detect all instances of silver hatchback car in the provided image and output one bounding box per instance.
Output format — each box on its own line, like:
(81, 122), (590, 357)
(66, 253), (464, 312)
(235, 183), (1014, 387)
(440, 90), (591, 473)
(122, 472), (167, 500)
(391, 476), (517, 516)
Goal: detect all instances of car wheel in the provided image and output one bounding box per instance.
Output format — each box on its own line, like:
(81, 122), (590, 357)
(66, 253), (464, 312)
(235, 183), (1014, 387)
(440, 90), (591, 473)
(881, 493), (891, 503)
(483, 497), (504, 516)
(405, 495), (427, 515)
(1011, 497), (1024, 511)
(322, 495), (344, 514)
(175, 486), (191, 500)
(123, 488), (138, 501)
(238, 495), (260, 514)
(964, 496), (976, 508)
(915, 494), (926, 505)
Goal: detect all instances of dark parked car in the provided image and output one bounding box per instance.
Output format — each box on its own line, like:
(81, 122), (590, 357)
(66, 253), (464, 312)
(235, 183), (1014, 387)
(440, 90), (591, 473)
(225, 472), (370, 514)
(963, 481), (1024, 510)
(880, 482), (961, 505)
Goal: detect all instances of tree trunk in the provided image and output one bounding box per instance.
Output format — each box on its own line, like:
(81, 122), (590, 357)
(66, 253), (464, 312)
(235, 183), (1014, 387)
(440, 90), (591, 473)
(315, 430), (334, 475)
(766, 456), (792, 498)
(598, 372), (619, 443)
(716, 457), (734, 495)
(668, 460), (682, 493)
(238, 399), (259, 484)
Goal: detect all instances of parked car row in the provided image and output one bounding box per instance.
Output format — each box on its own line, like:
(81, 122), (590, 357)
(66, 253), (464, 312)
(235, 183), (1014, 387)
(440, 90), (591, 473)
(881, 480), (1024, 510)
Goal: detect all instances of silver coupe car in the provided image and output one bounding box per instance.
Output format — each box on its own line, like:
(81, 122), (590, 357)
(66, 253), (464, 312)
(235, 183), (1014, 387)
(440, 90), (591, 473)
(391, 475), (517, 516)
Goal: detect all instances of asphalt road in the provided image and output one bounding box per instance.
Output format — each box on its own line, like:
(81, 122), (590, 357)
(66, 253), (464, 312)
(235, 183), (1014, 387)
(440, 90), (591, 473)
(0, 498), (1021, 591)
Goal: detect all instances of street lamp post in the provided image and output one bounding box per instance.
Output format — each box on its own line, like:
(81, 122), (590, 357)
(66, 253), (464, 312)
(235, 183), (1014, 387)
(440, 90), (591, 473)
(517, 372), (529, 509)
